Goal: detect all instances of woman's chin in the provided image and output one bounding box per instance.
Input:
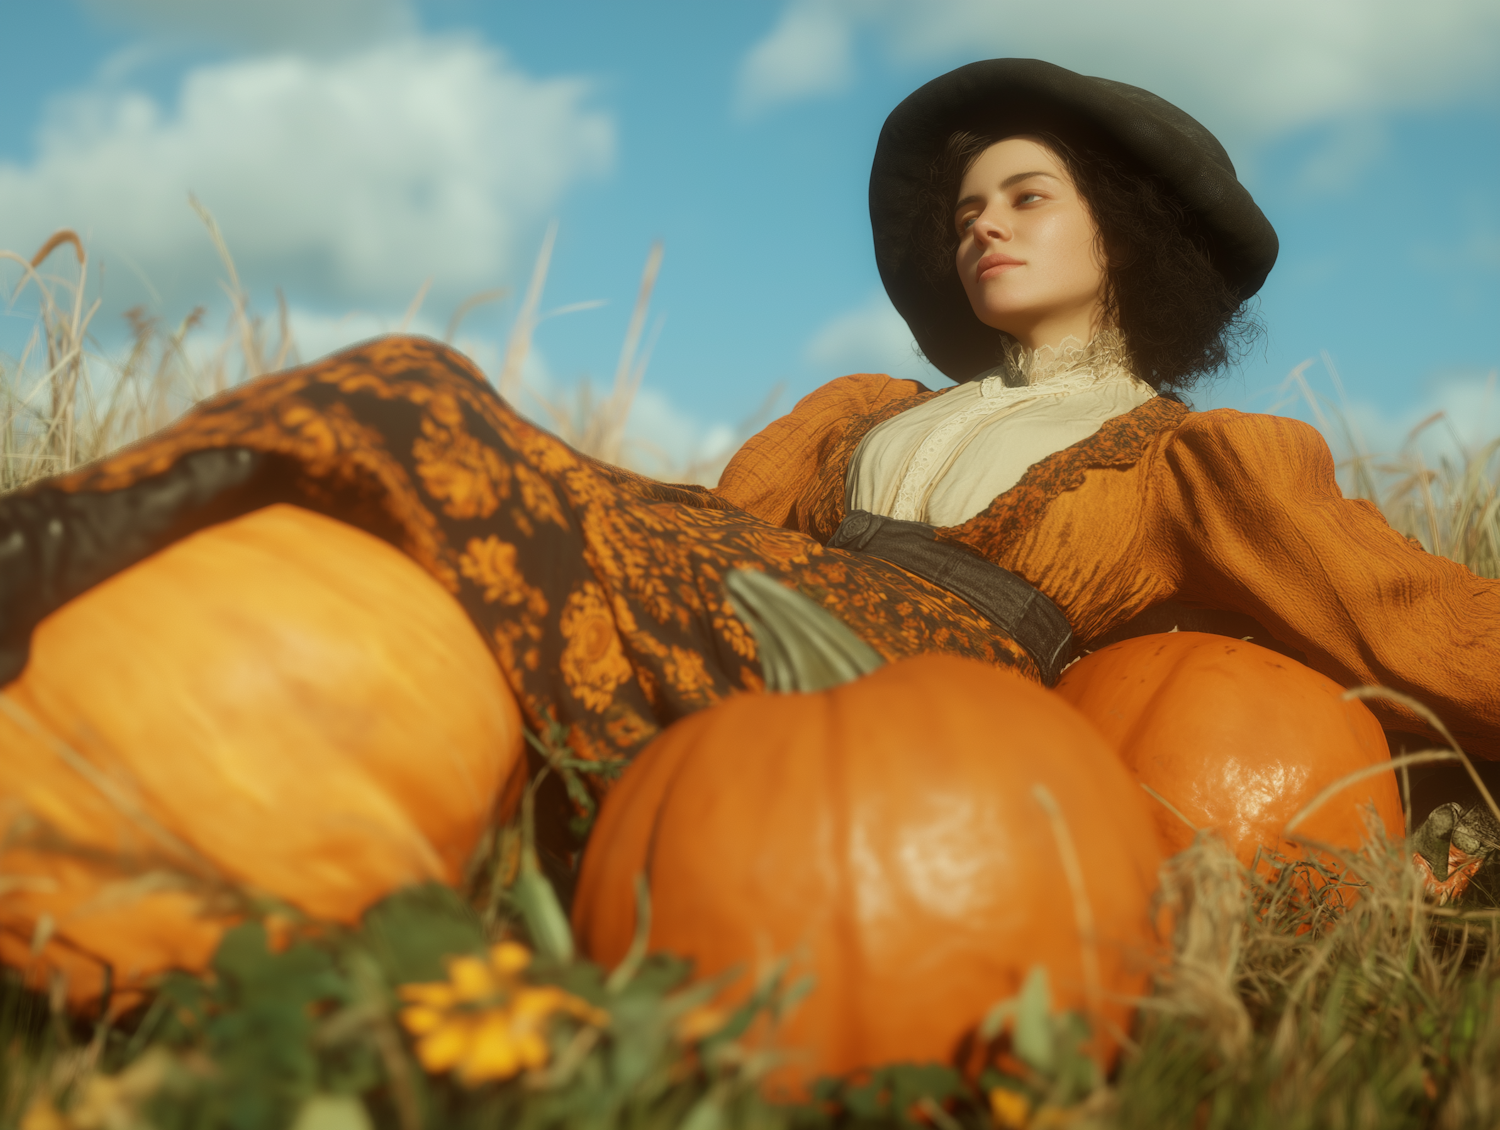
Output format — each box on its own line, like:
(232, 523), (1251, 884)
(967, 306), (1035, 336)
(964, 290), (1045, 333)
(967, 298), (1100, 344)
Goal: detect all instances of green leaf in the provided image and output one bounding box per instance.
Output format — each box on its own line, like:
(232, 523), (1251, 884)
(1012, 966), (1055, 1074)
(842, 1076), (887, 1119)
(823, 1065), (966, 1128)
(883, 1063), (965, 1110)
(211, 924), (345, 1017)
(361, 883), (486, 985)
(195, 925), (352, 1130)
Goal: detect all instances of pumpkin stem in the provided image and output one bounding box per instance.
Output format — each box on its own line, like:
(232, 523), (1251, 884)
(725, 569), (884, 693)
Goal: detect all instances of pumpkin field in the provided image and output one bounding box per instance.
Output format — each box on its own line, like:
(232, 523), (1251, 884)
(4, 231), (1500, 1130)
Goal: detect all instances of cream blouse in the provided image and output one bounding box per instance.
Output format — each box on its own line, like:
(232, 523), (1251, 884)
(846, 333), (1156, 528)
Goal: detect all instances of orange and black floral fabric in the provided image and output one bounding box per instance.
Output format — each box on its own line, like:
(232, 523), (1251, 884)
(16, 337), (1029, 780)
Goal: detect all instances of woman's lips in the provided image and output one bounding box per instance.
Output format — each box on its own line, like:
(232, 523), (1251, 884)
(977, 253), (1023, 281)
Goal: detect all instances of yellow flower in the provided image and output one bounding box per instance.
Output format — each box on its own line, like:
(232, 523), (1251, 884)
(491, 940), (531, 974)
(397, 941), (607, 1085)
(461, 1012), (535, 1082)
(989, 1087), (1032, 1129)
(411, 1017), (477, 1075)
(449, 955), (497, 1001)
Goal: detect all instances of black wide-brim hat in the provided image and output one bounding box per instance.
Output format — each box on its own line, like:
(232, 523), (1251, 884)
(870, 58), (1279, 383)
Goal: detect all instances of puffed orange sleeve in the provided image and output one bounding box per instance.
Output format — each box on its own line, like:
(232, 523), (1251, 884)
(1147, 409), (1500, 756)
(713, 373), (929, 529)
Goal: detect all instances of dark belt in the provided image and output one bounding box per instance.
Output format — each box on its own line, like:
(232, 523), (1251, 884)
(827, 509), (1074, 686)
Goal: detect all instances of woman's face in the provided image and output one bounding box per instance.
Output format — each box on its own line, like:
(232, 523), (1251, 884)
(953, 136), (1107, 351)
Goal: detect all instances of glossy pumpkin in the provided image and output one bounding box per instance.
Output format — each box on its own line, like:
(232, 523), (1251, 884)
(1055, 632), (1402, 867)
(0, 504), (524, 1003)
(573, 651), (1165, 1093)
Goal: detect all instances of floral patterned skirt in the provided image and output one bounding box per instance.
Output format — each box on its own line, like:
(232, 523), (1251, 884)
(23, 337), (1029, 806)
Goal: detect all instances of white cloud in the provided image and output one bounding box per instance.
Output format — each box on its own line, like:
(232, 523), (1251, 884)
(504, 362), (737, 482)
(262, 295), (739, 481)
(282, 308), (404, 365)
(805, 291), (940, 383)
(281, 303), (477, 368)
(738, 0), (1500, 146)
(736, 3), (856, 116)
(0, 35), (613, 317)
(619, 386), (738, 481)
(131, 300), (470, 403)
(83, 0), (417, 52)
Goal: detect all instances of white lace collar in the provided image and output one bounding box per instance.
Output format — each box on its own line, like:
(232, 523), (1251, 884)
(973, 330), (1139, 392)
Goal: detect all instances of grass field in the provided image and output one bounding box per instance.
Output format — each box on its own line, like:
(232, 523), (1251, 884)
(4, 228), (1500, 1129)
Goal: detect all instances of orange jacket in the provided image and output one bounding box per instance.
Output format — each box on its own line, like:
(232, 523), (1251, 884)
(715, 374), (1500, 758)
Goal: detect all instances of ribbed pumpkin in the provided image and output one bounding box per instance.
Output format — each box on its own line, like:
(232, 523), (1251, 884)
(0, 504), (524, 1004)
(1055, 632), (1401, 868)
(573, 572), (1164, 1093)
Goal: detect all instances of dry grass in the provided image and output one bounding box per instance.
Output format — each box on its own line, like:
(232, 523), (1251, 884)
(0, 218), (749, 493)
(1284, 355), (1500, 579)
(1352, 429), (1500, 580)
(1110, 827), (1500, 1130)
(1, 233), (295, 493)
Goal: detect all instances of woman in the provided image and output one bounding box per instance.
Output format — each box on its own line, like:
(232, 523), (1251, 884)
(2, 60), (1496, 837)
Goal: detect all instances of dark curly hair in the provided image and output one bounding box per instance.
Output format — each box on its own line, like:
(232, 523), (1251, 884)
(918, 129), (1263, 395)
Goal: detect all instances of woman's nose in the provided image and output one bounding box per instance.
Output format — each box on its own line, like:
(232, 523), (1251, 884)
(972, 211), (1011, 243)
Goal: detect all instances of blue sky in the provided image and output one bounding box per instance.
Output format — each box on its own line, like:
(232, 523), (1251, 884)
(2, 0), (1498, 473)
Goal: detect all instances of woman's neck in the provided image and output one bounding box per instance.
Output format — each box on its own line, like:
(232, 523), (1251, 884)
(1002, 307), (1105, 353)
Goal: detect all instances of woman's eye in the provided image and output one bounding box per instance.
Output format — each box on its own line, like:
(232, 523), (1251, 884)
(1016, 191), (1044, 205)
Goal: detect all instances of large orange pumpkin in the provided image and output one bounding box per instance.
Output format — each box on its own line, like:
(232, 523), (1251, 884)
(573, 649), (1165, 1092)
(1055, 632), (1402, 869)
(0, 504), (524, 1003)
